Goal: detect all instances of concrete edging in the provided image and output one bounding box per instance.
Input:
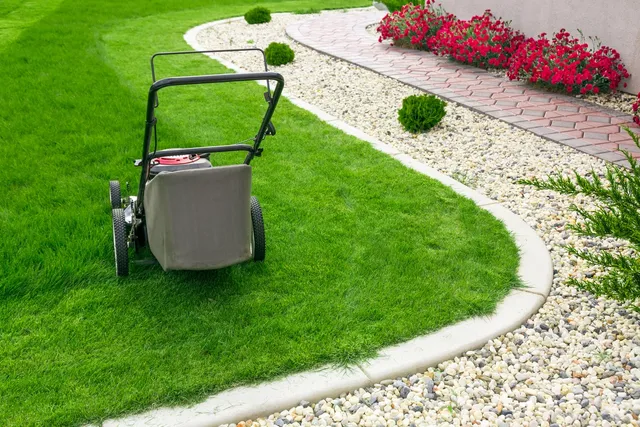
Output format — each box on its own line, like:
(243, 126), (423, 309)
(101, 17), (553, 427)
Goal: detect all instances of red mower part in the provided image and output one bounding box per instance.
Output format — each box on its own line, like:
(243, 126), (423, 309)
(153, 154), (201, 166)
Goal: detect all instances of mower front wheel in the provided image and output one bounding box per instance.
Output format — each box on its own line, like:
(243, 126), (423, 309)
(109, 180), (122, 209)
(112, 208), (129, 276)
(250, 196), (265, 262)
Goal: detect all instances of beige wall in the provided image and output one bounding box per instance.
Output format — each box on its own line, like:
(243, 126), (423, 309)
(438, 0), (640, 95)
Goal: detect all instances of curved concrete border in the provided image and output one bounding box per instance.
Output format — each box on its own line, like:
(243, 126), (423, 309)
(101, 17), (553, 427)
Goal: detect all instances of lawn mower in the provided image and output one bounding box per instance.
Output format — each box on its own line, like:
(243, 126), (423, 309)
(109, 49), (284, 276)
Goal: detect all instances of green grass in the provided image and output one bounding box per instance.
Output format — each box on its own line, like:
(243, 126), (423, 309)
(0, 0), (65, 52)
(0, 0), (519, 425)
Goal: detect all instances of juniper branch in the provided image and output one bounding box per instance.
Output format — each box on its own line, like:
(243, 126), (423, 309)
(519, 128), (640, 311)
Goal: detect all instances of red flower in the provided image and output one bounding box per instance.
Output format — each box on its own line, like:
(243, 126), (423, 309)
(377, 6), (630, 97)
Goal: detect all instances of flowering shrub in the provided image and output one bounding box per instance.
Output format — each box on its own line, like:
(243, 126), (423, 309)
(377, 5), (631, 96)
(378, 6), (524, 69)
(377, 2), (454, 50)
(506, 30), (630, 95)
(633, 93), (640, 125)
(433, 10), (524, 69)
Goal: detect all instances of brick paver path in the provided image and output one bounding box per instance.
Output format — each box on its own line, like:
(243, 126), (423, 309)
(286, 9), (640, 166)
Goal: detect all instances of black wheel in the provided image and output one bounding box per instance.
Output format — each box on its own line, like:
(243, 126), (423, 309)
(112, 208), (129, 276)
(109, 180), (122, 209)
(250, 196), (265, 261)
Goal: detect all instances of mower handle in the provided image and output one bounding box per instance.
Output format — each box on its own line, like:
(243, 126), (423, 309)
(136, 71), (284, 214)
(150, 49), (269, 82)
(150, 49), (272, 106)
(148, 71), (283, 93)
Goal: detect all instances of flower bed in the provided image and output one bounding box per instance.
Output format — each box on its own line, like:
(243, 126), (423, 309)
(377, 3), (631, 97)
(377, 2), (453, 50)
(506, 30), (630, 95)
(433, 10), (524, 70)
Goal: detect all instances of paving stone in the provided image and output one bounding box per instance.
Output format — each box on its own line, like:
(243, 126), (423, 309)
(557, 105), (580, 112)
(595, 151), (627, 162)
(495, 100), (519, 107)
(587, 115), (612, 123)
(561, 138), (597, 148)
(530, 96), (551, 102)
(582, 132), (611, 141)
(521, 109), (545, 117)
(577, 143), (619, 155)
(550, 120), (576, 128)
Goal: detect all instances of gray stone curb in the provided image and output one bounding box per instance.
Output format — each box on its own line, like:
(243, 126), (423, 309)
(99, 17), (553, 427)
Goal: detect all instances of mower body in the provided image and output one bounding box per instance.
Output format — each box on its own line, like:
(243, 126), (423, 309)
(109, 49), (284, 276)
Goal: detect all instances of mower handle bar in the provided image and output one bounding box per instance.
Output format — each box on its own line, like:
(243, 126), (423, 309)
(150, 49), (272, 103)
(150, 49), (269, 82)
(148, 71), (283, 93)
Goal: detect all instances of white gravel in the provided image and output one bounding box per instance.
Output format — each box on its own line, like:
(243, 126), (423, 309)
(197, 12), (640, 427)
(582, 91), (636, 116)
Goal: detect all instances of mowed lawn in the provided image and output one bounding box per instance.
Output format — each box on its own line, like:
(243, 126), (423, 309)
(0, 0), (519, 425)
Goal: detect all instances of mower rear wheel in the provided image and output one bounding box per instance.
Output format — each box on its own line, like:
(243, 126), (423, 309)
(109, 180), (122, 209)
(250, 196), (265, 261)
(112, 208), (129, 276)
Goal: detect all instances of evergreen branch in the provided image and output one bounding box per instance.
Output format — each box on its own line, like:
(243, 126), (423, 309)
(519, 128), (640, 311)
(567, 246), (639, 270)
(569, 268), (640, 312)
(568, 204), (640, 244)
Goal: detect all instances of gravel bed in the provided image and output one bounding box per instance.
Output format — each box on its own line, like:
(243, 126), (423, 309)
(197, 13), (640, 427)
(582, 92), (636, 116)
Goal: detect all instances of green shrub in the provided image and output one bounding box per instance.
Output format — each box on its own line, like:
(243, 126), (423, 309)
(244, 7), (271, 24)
(398, 94), (447, 133)
(520, 127), (640, 312)
(265, 42), (295, 66)
(380, 0), (414, 12)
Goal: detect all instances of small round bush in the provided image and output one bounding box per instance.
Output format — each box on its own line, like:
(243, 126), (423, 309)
(398, 94), (446, 133)
(244, 7), (271, 25)
(265, 42), (295, 66)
